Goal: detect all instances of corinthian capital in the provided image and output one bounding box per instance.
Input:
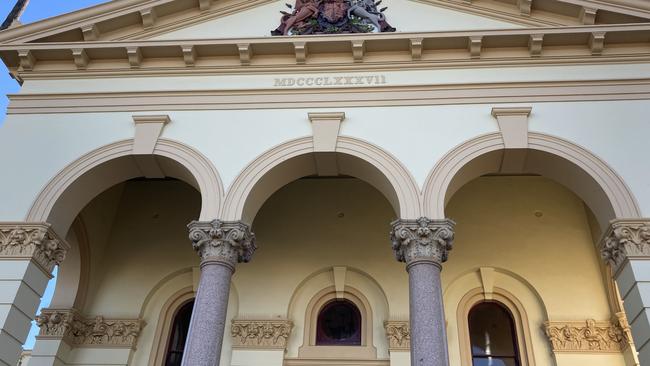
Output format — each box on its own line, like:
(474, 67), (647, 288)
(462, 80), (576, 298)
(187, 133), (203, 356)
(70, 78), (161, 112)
(600, 219), (650, 270)
(390, 217), (455, 264)
(188, 220), (256, 265)
(0, 223), (69, 273)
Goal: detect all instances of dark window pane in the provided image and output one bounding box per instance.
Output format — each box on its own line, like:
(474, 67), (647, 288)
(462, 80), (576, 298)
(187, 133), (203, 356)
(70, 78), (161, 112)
(316, 299), (362, 346)
(165, 300), (194, 366)
(469, 302), (520, 366)
(472, 357), (518, 366)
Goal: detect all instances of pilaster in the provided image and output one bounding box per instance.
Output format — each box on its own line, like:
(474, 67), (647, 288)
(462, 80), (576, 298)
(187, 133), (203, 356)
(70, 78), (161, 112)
(0, 223), (68, 366)
(600, 219), (650, 365)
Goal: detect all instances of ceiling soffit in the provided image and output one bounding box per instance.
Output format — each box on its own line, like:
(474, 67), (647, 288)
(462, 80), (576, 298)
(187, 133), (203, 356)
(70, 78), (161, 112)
(0, 0), (649, 45)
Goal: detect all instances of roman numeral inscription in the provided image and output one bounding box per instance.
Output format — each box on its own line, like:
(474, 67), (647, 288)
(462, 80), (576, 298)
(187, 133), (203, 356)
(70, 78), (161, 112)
(274, 75), (387, 87)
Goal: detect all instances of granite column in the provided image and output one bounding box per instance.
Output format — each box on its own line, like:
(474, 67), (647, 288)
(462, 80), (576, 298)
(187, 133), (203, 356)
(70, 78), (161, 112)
(182, 220), (256, 366)
(390, 217), (455, 366)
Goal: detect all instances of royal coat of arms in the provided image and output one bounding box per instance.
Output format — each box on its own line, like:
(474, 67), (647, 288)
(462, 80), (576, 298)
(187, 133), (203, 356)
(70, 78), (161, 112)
(271, 0), (395, 35)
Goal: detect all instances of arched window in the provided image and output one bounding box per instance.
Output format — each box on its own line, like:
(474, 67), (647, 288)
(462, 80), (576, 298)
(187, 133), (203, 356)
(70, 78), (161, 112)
(164, 300), (194, 366)
(315, 299), (362, 346)
(468, 302), (521, 366)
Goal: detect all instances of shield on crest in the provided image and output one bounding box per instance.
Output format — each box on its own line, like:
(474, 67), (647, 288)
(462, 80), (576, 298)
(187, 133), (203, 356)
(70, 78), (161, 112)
(321, 0), (349, 23)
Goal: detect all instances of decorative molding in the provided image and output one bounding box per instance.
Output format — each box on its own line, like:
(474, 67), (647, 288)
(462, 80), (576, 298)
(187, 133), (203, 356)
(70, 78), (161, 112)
(9, 79), (650, 115)
(600, 219), (650, 270)
(188, 219), (256, 265)
(132, 114), (170, 155)
(308, 112), (346, 153)
(4, 24), (650, 78)
(0, 223), (69, 273)
(389, 217), (455, 265)
(544, 317), (631, 353)
(384, 321), (410, 351)
(491, 106), (532, 149)
(81, 24), (99, 41)
(230, 319), (293, 349)
(35, 308), (143, 348)
(71, 48), (89, 70)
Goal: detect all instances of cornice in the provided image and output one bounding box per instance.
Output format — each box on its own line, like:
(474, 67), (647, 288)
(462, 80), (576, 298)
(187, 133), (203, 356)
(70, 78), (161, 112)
(2, 23), (650, 81)
(1, 0), (649, 47)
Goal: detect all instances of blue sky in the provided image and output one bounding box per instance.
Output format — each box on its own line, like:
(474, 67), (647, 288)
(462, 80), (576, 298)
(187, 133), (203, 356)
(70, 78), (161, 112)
(0, 0), (110, 349)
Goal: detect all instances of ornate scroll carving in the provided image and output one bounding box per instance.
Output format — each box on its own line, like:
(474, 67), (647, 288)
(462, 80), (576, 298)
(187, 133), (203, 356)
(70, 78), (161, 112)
(384, 321), (410, 351)
(390, 217), (455, 264)
(231, 319), (293, 349)
(271, 0), (395, 36)
(35, 309), (143, 348)
(188, 220), (256, 265)
(0, 223), (69, 273)
(544, 318), (631, 353)
(600, 219), (650, 270)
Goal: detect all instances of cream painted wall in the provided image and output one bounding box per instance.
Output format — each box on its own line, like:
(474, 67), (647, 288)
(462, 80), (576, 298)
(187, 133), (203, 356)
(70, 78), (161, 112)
(2, 97), (649, 222)
(151, 0), (520, 40)
(65, 176), (626, 365)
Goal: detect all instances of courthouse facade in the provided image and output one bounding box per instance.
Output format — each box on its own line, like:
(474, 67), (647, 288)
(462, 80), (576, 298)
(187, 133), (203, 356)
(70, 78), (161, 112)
(1, 0), (650, 365)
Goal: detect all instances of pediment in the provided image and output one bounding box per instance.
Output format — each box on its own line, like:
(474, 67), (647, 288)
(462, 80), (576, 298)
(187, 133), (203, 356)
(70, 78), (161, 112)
(0, 0), (649, 44)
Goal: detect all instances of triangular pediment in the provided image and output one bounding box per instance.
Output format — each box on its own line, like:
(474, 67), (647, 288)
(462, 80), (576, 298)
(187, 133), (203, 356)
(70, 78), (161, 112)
(0, 0), (649, 44)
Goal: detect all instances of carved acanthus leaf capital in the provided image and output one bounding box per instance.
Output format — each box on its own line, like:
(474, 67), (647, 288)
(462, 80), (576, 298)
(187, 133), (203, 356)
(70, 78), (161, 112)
(188, 220), (256, 264)
(384, 320), (410, 351)
(600, 219), (650, 270)
(36, 308), (143, 348)
(390, 218), (455, 264)
(231, 319), (293, 349)
(0, 223), (69, 273)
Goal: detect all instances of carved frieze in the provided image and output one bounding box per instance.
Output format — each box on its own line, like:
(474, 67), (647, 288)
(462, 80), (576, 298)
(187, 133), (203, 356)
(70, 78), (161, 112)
(231, 319), (293, 349)
(384, 321), (410, 351)
(544, 317), (631, 353)
(188, 220), (257, 265)
(36, 309), (143, 348)
(600, 219), (650, 270)
(390, 218), (455, 265)
(0, 223), (69, 273)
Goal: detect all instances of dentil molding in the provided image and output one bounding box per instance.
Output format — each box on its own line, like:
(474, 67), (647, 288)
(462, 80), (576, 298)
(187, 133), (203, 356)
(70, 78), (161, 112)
(544, 313), (633, 353)
(384, 321), (410, 351)
(231, 319), (293, 349)
(390, 217), (455, 265)
(0, 223), (69, 273)
(600, 219), (650, 271)
(36, 308), (143, 348)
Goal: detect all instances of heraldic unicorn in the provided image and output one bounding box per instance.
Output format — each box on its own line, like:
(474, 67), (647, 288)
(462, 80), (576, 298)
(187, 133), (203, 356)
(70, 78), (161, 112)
(272, 0), (396, 35)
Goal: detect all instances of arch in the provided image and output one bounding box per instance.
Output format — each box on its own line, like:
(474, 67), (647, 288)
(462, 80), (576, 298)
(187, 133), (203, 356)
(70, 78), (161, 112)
(26, 138), (223, 235)
(285, 266), (390, 360)
(422, 132), (641, 230)
(222, 136), (420, 223)
(444, 267), (552, 366)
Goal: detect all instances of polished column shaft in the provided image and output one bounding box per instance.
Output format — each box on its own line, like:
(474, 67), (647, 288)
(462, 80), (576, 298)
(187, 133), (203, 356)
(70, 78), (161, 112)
(408, 260), (448, 366)
(391, 217), (455, 366)
(183, 259), (234, 366)
(182, 220), (256, 366)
